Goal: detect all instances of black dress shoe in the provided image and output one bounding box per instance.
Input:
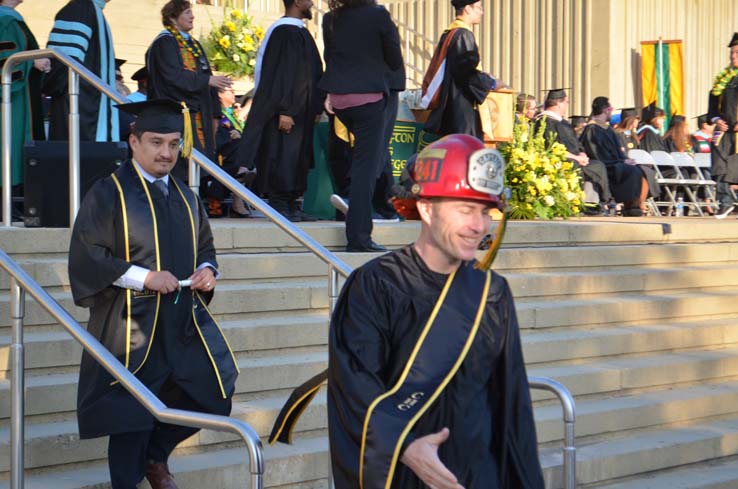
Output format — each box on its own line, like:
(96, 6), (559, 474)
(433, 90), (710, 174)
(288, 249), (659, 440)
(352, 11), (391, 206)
(345, 241), (388, 253)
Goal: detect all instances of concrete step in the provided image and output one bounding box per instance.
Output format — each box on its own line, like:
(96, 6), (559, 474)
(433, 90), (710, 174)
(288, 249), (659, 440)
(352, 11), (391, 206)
(10, 375), (738, 473)
(528, 345), (738, 400)
(0, 351), (328, 419)
(4, 218), (738, 256)
(5, 241), (738, 288)
(541, 416), (738, 488)
(0, 312), (329, 375)
(0, 435), (329, 489)
(0, 392), (329, 473)
(10, 412), (738, 489)
(0, 279), (329, 328)
(587, 454), (738, 489)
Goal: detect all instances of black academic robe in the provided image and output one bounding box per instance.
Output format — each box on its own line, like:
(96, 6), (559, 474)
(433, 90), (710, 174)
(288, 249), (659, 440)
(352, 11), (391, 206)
(708, 75), (738, 182)
(146, 32), (220, 178)
(580, 122), (659, 201)
(616, 131), (639, 153)
(328, 246), (544, 489)
(637, 125), (676, 179)
(424, 29), (495, 139)
(534, 115), (612, 202)
(68, 160), (238, 438)
(44, 0), (118, 142)
(238, 23), (324, 196)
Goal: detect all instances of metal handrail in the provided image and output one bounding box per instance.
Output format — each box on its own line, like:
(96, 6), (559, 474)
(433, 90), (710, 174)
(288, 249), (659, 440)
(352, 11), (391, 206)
(2, 48), (128, 227)
(529, 376), (577, 489)
(0, 249), (264, 489)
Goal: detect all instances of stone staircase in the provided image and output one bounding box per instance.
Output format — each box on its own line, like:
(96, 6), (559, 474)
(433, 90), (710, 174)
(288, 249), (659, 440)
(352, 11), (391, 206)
(2, 218), (738, 488)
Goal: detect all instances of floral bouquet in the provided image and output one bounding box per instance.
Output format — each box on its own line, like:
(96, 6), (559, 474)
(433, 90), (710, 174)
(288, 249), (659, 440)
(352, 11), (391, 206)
(201, 8), (265, 78)
(498, 120), (587, 220)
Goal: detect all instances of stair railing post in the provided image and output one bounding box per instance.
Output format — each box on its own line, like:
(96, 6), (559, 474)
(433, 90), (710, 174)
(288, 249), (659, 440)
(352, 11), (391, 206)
(68, 69), (81, 226)
(10, 277), (26, 489)
(188, 156), (200, 195)
(2, 59), (14, 227)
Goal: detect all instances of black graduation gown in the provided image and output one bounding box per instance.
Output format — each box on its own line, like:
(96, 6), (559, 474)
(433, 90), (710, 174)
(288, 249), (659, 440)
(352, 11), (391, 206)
(580, 122), (658, 201)
(637, 125), (676, 178)
(616, 131), (639, 153)
(708, 75), (738, 182)
(44, 0), (118, 142)
(534, 115), (612, 202)
(424, 29), (495, 139)
(238, 24), (324, 196)
(68, 160), (238, 438)
(146, 33), (220, 178)
(328, 246), (544, 489)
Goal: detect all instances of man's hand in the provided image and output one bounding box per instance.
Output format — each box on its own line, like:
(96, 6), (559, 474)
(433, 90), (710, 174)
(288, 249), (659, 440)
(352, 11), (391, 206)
(278, 115), (295, 133)
(716, 118), (729, 132)
(189, 266), (216, 292)
(400, 428), (464, 489)
(229, 129), (241, 140)
(324, 95), (334, 115)
(144, 271), (179, 294)
(624, 158), (637, 166)
(576, 153), (590, 166)
(209, 75), (232, 90)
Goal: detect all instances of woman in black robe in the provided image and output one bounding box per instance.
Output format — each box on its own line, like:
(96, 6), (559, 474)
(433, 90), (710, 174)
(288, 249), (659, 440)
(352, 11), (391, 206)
(146, 0), (231, 185)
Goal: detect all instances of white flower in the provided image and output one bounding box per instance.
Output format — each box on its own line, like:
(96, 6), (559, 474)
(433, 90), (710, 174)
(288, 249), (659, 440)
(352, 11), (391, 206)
(544, 195), (555, 206)
(249, 58), (256, 66)
(232, 54), (240, 62)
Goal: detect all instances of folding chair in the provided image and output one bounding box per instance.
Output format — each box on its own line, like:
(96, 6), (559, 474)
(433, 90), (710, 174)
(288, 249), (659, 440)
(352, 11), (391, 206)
(650, 150), (700, 215)
(693, 153), (725, 203)
(670, 152), (717, 216)
(627, 149), (663, 216)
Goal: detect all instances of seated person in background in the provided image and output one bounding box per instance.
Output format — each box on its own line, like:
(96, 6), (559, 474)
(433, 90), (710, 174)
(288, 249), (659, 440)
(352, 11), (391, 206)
(691, 114), (716, 155)
(580, 96), (658, 217)
(128, 66), (149, 103)
(515, 92), (537, 124)
(569, 115), (589, 136)
(534, 88), (611, 213)
(614, 108), (640, 152)
(663, 115), (692, 153)
(637, 103), (669, 152)
(215, 87), (254, 217)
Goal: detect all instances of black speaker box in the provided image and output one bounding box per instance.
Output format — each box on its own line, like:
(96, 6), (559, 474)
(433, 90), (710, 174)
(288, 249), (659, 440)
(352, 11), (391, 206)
(23, 141), (128, 227)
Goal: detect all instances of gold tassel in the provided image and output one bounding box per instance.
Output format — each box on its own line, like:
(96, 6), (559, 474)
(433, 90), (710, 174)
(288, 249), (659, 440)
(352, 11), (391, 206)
(180, 101), (193, 159)
(474, 210), (508, 271)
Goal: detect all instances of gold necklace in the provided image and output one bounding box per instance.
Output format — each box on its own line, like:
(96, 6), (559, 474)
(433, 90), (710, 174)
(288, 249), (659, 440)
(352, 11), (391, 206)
(166, 25), (204, 59)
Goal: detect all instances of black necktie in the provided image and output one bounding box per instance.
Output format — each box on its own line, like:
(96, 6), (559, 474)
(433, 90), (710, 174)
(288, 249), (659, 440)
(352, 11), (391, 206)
(154, 179), (168, 198)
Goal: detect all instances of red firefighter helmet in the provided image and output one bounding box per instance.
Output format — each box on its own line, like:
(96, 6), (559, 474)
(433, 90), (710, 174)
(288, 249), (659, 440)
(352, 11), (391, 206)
(410, 134), (506, 207)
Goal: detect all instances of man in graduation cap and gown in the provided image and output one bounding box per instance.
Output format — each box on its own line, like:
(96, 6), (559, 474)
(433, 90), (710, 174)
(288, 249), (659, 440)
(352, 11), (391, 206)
(707, 32), (738, 218)
(68, 99), (239, 489)
(238, 0), (324, 221)
(268, 135), (545, 489)
(535, 88), (612, 212)
(580, 96), (658, 216)
(44, 0), (119, 142)
(420, 0), (496, 138)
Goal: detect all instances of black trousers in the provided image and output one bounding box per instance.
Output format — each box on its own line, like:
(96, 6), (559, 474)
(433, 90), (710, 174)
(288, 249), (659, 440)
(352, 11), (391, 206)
(107, 381), (202, 489)
(372, 92), (399, 215)
(334, 98), (388, 247)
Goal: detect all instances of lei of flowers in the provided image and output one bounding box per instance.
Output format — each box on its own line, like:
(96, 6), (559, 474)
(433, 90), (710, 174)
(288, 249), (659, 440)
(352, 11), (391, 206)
(498, 120), (587, 220)
(166, 25), (205, 59)
(711, 65), (738, 97)
(201, 8), (265, 78)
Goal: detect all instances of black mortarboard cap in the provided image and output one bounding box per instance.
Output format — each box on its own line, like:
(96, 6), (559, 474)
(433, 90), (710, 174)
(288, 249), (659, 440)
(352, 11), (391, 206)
(620, 107), (639, 119)
(729, 32), (738, 48)
(451, 0), (478, 7)
(695, 113), (711, 127)
(116, 99), (194, 157)
(131, 66), (148, 81)
(115, 58), (126, 69)
(543, 88), (570, 104)
(116, 99), (185, 135)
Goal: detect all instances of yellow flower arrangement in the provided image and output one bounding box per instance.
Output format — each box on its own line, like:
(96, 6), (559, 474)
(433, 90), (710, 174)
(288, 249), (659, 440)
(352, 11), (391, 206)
(201, 8), (264, 78)
(498, 120), (587, 219)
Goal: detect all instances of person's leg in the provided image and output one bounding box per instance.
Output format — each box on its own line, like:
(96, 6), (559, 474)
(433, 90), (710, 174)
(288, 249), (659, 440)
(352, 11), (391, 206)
(146, 382), (202, 464)
(336, 100), (388, 249)
(372, 92), (399, 217)
(108, 430), (152, 489)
